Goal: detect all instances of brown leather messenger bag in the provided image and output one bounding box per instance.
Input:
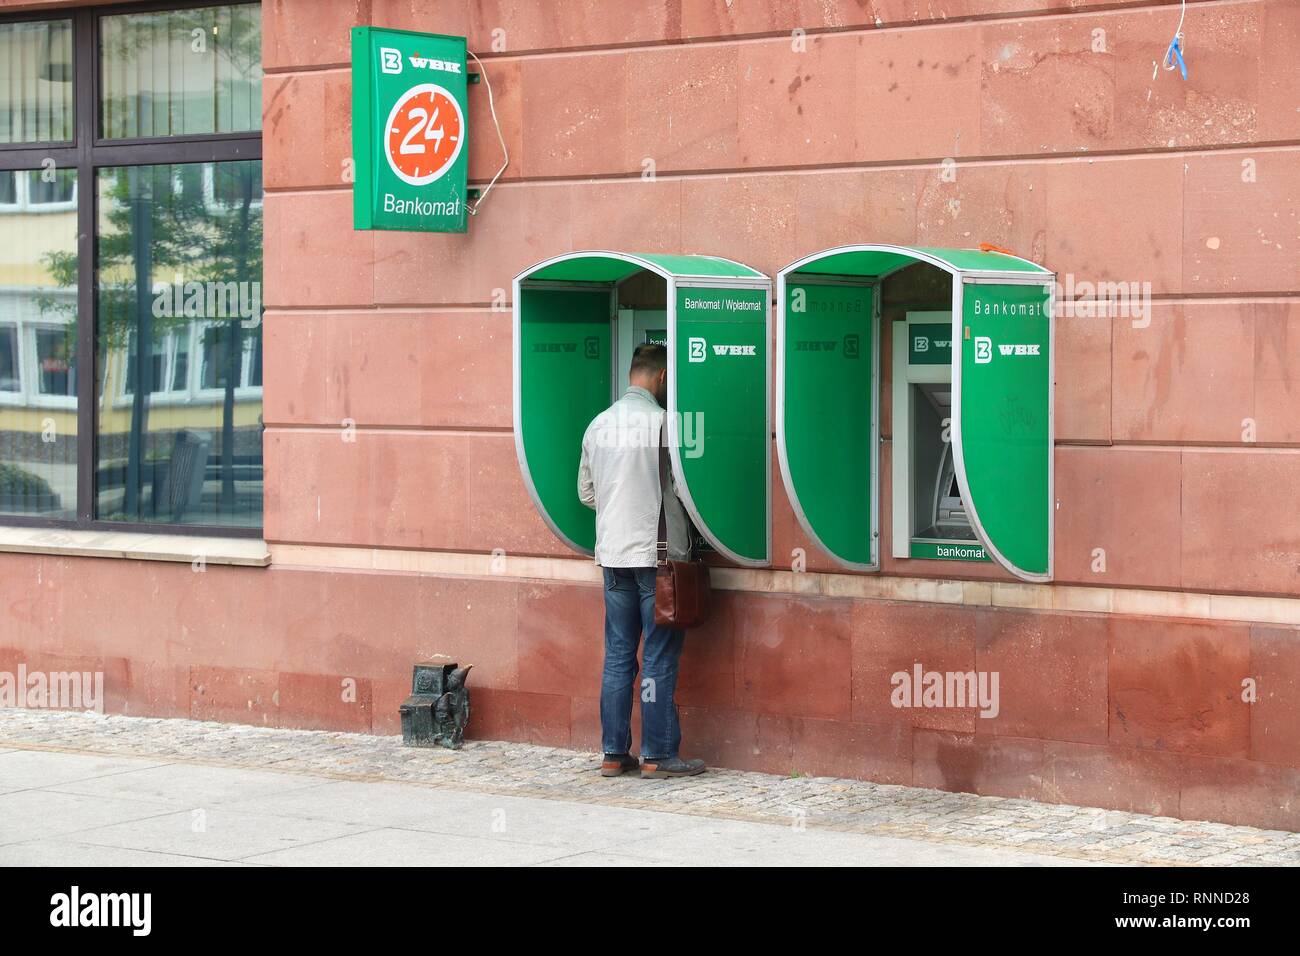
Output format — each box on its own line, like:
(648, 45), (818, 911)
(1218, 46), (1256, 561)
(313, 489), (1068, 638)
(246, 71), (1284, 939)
(654, 420), (711, 629)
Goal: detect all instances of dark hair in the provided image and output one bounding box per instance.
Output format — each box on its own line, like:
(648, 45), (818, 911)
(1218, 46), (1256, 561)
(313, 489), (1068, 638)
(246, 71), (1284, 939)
(629, 343), (667, 376)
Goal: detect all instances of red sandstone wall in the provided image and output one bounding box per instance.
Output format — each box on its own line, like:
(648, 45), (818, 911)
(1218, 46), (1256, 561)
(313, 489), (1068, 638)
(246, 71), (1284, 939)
(3, 549), (1299, 829)
(3, 0), (1300, 831)
(257, 0), (1300, 596)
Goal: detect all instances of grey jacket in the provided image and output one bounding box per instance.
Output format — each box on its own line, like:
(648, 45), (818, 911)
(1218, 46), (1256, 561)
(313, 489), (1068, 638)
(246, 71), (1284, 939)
(578, 386), (692, 567)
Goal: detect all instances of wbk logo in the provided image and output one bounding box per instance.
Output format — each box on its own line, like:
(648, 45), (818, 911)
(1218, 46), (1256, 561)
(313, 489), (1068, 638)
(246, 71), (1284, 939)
(380, 47), (403, 74)
(998, 343), (1041, 356)
(687, 336), (757, 362)
(408, 54), (463, 74)
(973, 335), (1040, 365)
(797, 334), (858, 357)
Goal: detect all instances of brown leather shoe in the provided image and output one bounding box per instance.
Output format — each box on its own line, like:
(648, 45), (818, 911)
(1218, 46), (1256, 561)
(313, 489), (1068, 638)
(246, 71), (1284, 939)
(640, 756), (706, 779)
(600, 753), (641, 777)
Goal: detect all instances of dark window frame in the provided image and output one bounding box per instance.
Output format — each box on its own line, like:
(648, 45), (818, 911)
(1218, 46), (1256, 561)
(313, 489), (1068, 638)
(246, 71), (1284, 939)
(0, 1), (263, 538)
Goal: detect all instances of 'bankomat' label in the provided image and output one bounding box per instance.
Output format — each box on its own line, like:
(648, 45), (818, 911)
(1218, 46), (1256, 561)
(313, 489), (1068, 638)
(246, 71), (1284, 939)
(909, 540), (989, 562)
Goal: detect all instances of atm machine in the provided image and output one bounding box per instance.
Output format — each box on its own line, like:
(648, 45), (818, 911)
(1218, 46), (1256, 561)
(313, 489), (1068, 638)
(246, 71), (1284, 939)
(615, 308), (667, 389)
(776, 244), (1054, 582)
(513, 251), (772, 567)
(891, 312), (986, 562)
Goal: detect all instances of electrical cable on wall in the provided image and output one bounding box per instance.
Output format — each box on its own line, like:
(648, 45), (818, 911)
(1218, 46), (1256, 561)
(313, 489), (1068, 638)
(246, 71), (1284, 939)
(467, 50), (509, 216)
(1152, 0), (1189, 82)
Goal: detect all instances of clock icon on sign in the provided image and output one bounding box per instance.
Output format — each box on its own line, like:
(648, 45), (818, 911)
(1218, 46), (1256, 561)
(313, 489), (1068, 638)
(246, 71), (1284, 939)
(384, 82), (464, 186)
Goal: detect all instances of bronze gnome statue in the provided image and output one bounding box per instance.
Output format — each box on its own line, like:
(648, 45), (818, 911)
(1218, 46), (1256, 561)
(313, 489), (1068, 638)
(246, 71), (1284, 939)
(400, 661), (472, 749)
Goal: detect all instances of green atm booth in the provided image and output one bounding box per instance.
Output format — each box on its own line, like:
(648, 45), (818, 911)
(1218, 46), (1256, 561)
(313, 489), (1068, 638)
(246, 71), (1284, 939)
(777, 245), (1054, 582)
(513, 251), (772, 567)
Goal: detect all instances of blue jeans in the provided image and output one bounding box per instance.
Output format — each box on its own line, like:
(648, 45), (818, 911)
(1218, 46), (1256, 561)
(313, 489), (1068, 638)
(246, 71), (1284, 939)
(600, 566), (685, 761)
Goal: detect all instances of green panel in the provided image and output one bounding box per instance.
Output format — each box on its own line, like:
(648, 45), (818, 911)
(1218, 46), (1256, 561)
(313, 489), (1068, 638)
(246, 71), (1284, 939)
(528, 253), (764, 283)
(957, 282), (1052, 578)
(352, 27), (469, 233)
(529, 257), (642, 283)
(908, 322), (951, 365)
(913, 247), (1048, 273)
(782, 282), (875, 566)
(795, 249), (914, 278)
(794, 247), (1050, 279)
(519, 287), (611, 552)
(637, 254), (763, 278)
(674, 285), (769, 564)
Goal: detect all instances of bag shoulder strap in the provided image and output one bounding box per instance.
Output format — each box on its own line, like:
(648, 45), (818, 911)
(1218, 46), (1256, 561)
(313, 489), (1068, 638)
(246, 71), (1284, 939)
(657, 414), (669, 567)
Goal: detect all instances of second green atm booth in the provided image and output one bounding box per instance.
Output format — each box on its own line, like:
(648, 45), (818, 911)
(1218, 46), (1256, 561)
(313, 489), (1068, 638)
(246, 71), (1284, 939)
(777, 245), (1055, 583)
(513, 251), (771, 567)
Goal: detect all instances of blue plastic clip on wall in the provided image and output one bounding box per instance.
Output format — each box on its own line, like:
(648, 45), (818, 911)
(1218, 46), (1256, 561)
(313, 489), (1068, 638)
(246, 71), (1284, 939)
(1164, 34), (1188, 80)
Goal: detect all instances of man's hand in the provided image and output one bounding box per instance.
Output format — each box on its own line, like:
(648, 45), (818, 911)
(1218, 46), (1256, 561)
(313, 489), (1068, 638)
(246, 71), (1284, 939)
(577, 435), (596, 510)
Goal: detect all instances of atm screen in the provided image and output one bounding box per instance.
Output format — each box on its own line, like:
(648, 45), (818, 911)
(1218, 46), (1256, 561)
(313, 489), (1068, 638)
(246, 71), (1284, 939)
(913, 383), (974, 542)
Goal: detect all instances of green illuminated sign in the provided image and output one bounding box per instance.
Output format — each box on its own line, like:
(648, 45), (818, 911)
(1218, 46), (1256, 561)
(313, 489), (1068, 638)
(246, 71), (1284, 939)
(351, 27), (469, 233)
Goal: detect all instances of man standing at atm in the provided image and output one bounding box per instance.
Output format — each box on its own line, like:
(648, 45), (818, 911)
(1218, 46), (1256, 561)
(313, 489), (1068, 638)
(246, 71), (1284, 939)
(577, 343), (707, 780)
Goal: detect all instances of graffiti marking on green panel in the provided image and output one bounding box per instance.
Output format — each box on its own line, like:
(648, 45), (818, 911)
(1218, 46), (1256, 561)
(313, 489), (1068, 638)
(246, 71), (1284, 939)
(674, 286), (768, 564)
(957, 282), (1051, 578)
(518, 287), (611, 552)
(782, 282), (875, 567)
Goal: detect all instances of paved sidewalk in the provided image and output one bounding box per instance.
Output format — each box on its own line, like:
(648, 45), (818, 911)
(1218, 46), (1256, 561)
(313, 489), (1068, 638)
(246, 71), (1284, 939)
(1, 710), (1297, 866)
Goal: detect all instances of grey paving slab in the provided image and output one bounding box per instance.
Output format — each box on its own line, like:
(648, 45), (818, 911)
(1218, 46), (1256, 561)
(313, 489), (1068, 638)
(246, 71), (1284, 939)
(226, 779), (702, 851)
(225, 777), (527, 827)
(69, 808), (373, 862)
(0, 839), (260, 867)
(49, 761), (332, 807)
(610, 817), (1106, 867)
(242, 826), (576, 867)
(533, 850), (676, 867)
(0, 789), (178, 846)
(0, 749), (166, 794)
(2, 710), (1297, 866)
(440, 794), (706, 852)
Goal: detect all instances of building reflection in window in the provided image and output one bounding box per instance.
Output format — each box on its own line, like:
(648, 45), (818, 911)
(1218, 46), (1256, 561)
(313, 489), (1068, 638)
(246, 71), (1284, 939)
(0, 168), (78, 518)
(94, 160), (263, 527)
